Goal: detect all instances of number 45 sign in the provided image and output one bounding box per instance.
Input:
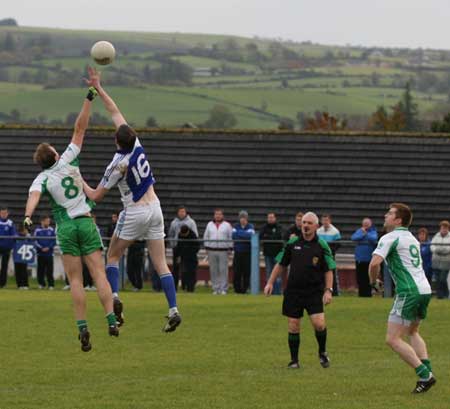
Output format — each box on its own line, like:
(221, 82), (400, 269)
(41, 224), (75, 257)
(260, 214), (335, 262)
(14, 242), (36, 265)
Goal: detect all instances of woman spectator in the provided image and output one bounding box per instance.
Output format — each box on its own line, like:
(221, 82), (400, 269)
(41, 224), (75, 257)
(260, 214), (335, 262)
(417, 227), (433, 287)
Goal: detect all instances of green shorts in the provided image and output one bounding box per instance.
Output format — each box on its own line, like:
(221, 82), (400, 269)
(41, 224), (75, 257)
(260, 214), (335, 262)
(389, 293), (431, 325)
(57, 216), (103, 257)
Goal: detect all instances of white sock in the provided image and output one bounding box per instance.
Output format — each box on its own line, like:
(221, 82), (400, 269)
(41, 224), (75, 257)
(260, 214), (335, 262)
(169, 307), (179, 316)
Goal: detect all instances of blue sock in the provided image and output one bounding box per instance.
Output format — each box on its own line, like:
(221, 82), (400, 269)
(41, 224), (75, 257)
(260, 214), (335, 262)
(160, 273), (177, 309)
(106, 264), (119, 294)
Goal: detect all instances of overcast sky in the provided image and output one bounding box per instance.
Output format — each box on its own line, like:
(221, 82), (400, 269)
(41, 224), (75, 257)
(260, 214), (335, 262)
(3, 0), (450, 49)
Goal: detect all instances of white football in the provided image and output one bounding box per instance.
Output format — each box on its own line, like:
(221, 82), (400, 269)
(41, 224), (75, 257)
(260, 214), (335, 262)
(90, 41), (116, 65)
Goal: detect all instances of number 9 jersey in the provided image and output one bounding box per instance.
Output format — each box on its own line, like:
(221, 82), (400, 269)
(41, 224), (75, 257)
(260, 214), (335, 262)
(29, 143), (95, 224)
(372, 227), (431, 295)
(100, 137), (155, 207)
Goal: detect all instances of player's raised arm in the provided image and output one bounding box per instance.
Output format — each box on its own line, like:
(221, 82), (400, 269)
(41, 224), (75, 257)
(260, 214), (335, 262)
(85, 66), (126, 128)
(71, 98), (93, 149)
(23, 191), (41, 228)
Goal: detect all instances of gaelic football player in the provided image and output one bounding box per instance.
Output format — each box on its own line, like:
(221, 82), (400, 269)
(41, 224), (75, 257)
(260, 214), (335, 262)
(24, 82), (119, 352)
(369, 203), (435, 393)
(82, 67), (181, 332)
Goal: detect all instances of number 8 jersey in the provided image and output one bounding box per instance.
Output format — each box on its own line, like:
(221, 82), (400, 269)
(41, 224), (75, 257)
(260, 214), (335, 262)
(29, 143), (94, 224)
(100, 137), (155, 207)
(372, 227), (431, 295)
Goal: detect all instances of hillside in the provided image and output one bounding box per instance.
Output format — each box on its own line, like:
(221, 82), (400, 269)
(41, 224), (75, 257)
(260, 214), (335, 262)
(1, 24), (450, 129)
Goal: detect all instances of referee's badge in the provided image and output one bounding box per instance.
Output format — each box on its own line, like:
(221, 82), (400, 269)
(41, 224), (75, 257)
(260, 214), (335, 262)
(312, 257), (319, 266)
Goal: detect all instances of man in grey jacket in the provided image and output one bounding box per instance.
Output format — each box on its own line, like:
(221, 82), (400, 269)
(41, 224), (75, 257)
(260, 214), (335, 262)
(203, 208), (233, 294)
(167, 206), (198, 290)
(430, 220), (450, 299)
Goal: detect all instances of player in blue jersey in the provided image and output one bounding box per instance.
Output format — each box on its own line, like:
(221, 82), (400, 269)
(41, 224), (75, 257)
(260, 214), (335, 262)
(83, 67), (181, 332)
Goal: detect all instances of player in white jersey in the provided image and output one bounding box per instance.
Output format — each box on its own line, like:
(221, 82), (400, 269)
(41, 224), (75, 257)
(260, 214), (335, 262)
(369, 203), (435, 393)
(23, 82), (119, 352)
(82, 67), (181, 332)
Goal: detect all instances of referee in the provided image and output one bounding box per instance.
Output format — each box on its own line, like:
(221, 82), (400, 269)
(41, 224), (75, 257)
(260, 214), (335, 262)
(264, 212), (336, 369)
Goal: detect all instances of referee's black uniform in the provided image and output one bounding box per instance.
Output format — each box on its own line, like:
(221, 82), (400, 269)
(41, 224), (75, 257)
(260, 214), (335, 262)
(277, 235), (336, 317)
(276, 233), (336, 367)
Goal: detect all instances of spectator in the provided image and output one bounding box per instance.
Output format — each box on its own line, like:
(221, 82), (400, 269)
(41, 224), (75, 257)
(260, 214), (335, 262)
(417, 227), (433, 287)
(260, 212), (284, 295)
(177, 225), (200, 292)
(283, 211), (304, 241)
(430, 220), (450, 299)
(317, 214), (341, 296)
(232, 210), (255, 294)
(351, 217), (378, 297)
(35, 215), (56, 290)
(13, 225), (34, 289)
(168, 206), (198, 290)
(127, 241), (145, 291)
(0, 207), (16, 288)
(106, 212), (119, 241)
(204, 208), (233, 295)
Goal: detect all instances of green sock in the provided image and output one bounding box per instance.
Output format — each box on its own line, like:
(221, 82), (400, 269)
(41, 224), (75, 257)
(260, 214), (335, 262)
(76, 320), (88, 332)
(421, 359), (432, 373)
(106, 312), (117, 326)
(415, 363), (431, 380)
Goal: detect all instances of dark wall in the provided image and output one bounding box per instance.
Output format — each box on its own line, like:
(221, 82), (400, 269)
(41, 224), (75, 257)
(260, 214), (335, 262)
(1, 127), (449, 240)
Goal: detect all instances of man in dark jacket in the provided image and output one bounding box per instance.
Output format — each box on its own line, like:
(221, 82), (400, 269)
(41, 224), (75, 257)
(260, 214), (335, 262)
(177, 225), (200, 292)
(283, 212), (304, 241)
(0, 207), (17, 288)
(260, 212), (284, 294)
(232, 210), (255, 294)
(351, 217), (378, 297)
(35, 215), (56, 289)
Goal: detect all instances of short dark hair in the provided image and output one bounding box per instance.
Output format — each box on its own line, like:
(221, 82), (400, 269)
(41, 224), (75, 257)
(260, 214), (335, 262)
(321, 214), (331, 220)
(40, 214), (50, 221)
(295, 211), (304, 218)
(177, 206), (187, 212)
(33, 143), (57, 169)
(390, 203), (413, 227)
(214, 208), (224, 214)
(267, 211), (277, 217)
(115, 124), (137, 151)
(0, 206), (8, 211)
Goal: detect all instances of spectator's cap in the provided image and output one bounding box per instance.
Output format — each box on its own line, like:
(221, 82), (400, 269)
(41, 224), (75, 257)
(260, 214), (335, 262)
(439, 220), (450, 228)
(238, 210), (249, 219)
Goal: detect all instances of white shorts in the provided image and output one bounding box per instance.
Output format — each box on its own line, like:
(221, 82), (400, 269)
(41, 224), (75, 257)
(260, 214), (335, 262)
(115, 201), (165, 241)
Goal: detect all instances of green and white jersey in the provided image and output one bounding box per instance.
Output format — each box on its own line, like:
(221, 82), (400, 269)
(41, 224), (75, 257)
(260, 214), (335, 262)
(373, 227), (431, 295)
(29, 143), (94, 224)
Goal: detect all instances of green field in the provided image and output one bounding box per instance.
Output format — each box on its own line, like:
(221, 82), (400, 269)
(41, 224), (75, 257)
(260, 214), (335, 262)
(1, 288), (449, 409)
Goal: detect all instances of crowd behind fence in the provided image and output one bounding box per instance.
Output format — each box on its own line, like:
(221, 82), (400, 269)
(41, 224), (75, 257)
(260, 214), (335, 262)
(1, 234), (450, 299)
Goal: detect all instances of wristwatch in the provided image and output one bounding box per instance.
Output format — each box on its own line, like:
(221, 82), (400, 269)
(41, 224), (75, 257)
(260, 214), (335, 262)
(325, 288), (333, 293)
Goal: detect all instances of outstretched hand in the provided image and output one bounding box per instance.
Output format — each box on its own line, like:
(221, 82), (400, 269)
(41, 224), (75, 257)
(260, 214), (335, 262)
(84, 66), (101, 89)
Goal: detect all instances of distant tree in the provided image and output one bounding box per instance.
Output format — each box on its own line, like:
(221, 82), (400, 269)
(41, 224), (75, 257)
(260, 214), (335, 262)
(4, 33), (16, 52)
(9, 109), (21, 122)
(281, 78), (289, 88)
(399, 81), (419, 131)
(431, 113), (450, 132)
(0, 18), (18, 26)
(278, 118), (295, 130)
(202, 105), (237, 129)
(368, 105), (390, 130)
(65, 112), (78, 126)
(371, 71), (381, 86)
(304, 112), (347, 131)
(296, 112), (307, 130)
(146, 116), (158, 127)
(342, 79), (351, 88)
(210, 67), (220, 76)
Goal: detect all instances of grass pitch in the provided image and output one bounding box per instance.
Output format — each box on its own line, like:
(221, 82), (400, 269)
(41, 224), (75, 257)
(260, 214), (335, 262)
(1, 288), (449, 409)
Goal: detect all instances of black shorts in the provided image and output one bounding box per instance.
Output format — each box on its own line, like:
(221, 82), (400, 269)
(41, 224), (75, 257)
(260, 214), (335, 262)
(282, 292), (324, 319)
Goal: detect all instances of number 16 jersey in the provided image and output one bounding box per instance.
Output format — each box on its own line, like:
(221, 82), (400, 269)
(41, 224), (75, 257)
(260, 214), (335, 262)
(100, 137), (155, 208)
(29, 143), (94, 224)
(372, 227), (431, 295)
